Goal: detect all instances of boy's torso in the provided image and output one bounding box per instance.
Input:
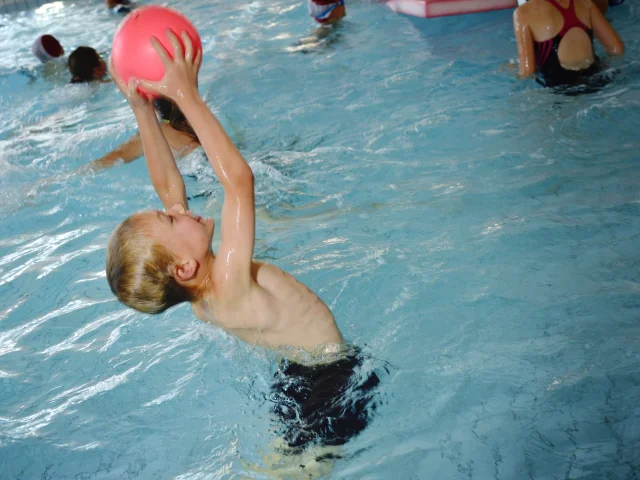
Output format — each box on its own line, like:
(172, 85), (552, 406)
(192, 261), (344, 356)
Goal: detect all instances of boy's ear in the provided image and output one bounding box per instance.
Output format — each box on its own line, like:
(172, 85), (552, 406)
(175, 259), (199, 283)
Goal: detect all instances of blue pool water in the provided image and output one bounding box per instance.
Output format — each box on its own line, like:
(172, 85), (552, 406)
(1, 0), (640, 478)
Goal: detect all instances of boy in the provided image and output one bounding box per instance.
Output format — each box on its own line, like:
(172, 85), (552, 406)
(106, 30), (379, 463)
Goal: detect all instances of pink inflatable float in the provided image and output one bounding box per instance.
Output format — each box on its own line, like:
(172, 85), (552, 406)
(386, 0), (516, 18)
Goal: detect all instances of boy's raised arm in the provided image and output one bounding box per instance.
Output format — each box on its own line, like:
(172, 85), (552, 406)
(110, 58), (188, 211)
(140, 32), (255, 292)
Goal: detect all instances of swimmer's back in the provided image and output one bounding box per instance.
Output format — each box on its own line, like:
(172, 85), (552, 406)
(522, 0), (595, 69)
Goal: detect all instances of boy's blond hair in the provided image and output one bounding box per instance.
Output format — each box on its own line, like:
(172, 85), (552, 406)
(106, 215), (191, 314)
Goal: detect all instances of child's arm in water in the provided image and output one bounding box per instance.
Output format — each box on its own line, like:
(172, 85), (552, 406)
(591, 1), (624, 55)
(513, 6), (536, 78)
(79, 123), (197, 173)
(83, 132), (144, 171)
(108, 58), (188, 210)
(79, 122), (199, 174)
(139, 31), (255, 295)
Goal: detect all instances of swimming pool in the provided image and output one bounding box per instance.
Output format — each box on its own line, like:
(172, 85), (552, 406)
(1, 0), (639, 477)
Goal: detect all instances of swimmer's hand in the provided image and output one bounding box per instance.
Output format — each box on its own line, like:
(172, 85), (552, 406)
(137, 30), (202, 104)
(108, 57), (153, 112)
(498, 59), (519, 73)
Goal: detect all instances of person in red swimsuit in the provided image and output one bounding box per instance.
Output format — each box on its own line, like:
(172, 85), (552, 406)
(513, 0), (624, 90)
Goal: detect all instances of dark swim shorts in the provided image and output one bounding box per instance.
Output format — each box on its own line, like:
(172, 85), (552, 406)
(537, 58), (616, 96)
(270, 347), (382, 454)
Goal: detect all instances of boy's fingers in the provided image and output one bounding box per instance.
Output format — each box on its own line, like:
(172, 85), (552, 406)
(165, 29), (184, 60)
(137, 79), (164, 95)
(150, 36), (172, 66)
(182, 31), (193, 62)
(194, 48), (202, 69)
(127, 78), (139, 96)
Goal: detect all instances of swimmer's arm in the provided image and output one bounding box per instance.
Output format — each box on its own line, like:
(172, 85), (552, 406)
(513, 8), (536, 78)
(591, 4), (624, 55)
(135, 105), (188, 210)
(76, 123), (191, 175)
(80, 133), (144, 172)
(179, 93), (255, 295)
(591, 0), (608, 15)
(139, 32), (253, 294)
(107, 54), (187, 209)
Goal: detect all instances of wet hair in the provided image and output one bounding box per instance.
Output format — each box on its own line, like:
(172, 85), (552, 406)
(41, 35), (64, 58)
(106, 214), (192, 314)
(68, 46), (102, 83)
(153, 97), (199, 142)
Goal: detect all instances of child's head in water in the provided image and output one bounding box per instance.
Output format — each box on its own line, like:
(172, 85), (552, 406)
(107, 203), (215, 313)
(68, 47), (107, 83)
(32, 34), (64, 63)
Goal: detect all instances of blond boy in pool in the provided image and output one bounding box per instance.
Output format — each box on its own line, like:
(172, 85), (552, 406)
(106, 30), (380, 472)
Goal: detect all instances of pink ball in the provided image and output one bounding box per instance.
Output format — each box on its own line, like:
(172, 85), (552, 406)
(111, 5), (202, 98)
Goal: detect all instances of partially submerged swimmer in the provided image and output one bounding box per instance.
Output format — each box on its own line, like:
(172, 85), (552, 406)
(513, 0), (624, 91)
(81, 67), (200, 172)
(308, 0), (346, 25)
(28, 34), (68, 82)
(32, 34), (64, 63)
(106, 30), (381, 461)
(288, 0), (346, 54)
(68, 46), (108, 83)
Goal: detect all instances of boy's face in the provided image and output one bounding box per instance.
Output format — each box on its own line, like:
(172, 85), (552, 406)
(139, 204), (215, 265)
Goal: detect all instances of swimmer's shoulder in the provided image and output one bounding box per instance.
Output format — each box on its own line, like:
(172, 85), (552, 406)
(576, 0), (596, 16)
(190, 263), (279, 328)
(517, 0), (542, 14)
(515, 0), (557, 29)
(159, 122), (200, 152)
(514, 1), (533, 22)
